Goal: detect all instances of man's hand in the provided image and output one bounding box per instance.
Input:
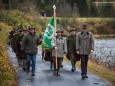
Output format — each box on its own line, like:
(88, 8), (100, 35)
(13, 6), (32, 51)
(91, 50), (94, 53)
(54, 47), (58, 50)
(76, 51), (80, 54)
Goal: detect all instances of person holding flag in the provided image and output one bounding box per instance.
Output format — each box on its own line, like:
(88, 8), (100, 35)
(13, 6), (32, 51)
(52, 29), (67, 76)
(41, 17), (55, 70)
(42, 5), (67, 76)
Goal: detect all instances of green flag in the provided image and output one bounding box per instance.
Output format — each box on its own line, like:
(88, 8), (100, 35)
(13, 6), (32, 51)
(42, 18), (55, 49)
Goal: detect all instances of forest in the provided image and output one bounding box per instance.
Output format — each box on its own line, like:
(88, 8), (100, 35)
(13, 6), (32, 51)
(0, 0), (115, 17)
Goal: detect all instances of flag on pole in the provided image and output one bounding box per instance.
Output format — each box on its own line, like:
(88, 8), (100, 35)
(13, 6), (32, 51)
(42, 18), (55, 49)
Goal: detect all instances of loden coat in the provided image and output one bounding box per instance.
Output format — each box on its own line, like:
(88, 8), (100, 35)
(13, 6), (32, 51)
(76, 31), (94, 55)
(52, 36), (67, 58)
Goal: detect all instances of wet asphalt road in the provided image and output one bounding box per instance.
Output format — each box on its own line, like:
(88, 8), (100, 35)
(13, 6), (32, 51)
(8, 47), (112, 86)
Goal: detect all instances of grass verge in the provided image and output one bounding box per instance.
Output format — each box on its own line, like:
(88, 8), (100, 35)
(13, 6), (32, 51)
(0, 54), (18, 86)
(0, 19), (18, 86)
(64, 56), (115, 86)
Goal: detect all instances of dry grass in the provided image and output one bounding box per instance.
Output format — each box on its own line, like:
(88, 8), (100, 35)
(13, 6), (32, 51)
(0, 21), (18, 86)
(0, 55), (18, 86)
(87, 60), (115, 86)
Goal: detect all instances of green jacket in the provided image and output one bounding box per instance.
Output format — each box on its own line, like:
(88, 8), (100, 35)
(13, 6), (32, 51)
(67, 34), (76, 54)
(21, 33), (40, 54)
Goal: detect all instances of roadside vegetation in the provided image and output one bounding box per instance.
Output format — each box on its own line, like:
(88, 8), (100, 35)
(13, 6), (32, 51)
(0, 22), (17, 86)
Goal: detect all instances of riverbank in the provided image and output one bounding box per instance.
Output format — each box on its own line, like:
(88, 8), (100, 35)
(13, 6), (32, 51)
(64, 56), (115, 86)
(94, 35), (115, 39)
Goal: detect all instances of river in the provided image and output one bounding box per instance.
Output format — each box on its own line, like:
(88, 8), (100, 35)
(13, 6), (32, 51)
(91, 38), (115, 68)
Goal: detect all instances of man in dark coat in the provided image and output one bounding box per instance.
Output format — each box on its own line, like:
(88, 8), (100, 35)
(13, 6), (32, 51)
(17, 29), (28, 70)
(11, 30), (22, 65)
(67, 28), (79, 72)
(21, 26), (42, 76)
(76, 25), (94, 79)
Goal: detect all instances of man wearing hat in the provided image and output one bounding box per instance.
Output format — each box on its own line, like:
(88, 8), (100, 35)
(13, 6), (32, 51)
(21, 26), (42, 76)
(67, 28), (78, 72)
(52, 29), (67, 76)
(76, 25), (94, 79)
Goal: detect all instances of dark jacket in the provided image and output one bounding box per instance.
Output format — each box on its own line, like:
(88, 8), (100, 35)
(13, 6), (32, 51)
(67, 34), (76, 54)
(21, 33), (41, 54)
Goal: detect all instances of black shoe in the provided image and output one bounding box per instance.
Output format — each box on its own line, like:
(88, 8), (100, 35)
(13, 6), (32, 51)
(71, 68), (75, 72)
(82, 75), (85, 80)
(23, 67), (26, 71)
(57, 73), (60, 76)
(60, 65), (63, 68)
(31, 73), (35, 76)
(85, 75), (88, 78)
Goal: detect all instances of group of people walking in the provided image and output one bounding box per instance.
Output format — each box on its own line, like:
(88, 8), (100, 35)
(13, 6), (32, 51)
(43, 24), (94, 79)
(8, 25), (42, 76)
(8, 24), (94, 79)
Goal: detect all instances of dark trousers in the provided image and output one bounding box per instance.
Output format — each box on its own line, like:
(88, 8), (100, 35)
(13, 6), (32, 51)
(80, 55), (88, 76)
(42, 49), (45, 60)
(53, 57), (62, 72)
(70, 53), (76, 69)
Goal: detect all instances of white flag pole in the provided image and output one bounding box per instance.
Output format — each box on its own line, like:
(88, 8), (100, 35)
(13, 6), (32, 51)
(53, 5), (56, 35)
(53, 5), (58, 70)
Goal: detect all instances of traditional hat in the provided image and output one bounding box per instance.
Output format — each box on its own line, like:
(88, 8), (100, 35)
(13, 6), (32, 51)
(82, 25), (88, 29)
(56, 29), (63, 33)
(69, 28), (76, 32)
